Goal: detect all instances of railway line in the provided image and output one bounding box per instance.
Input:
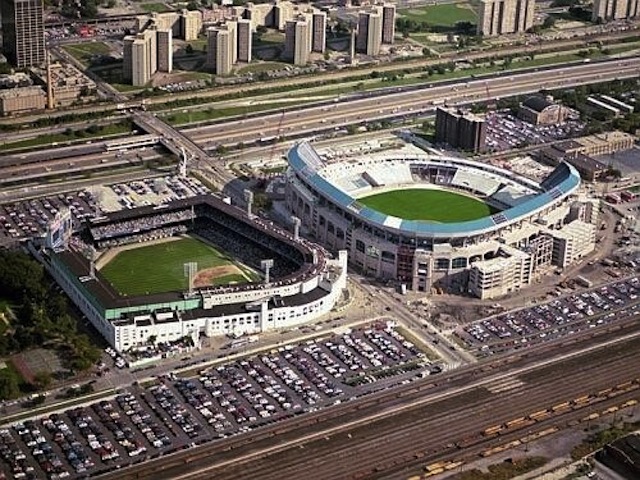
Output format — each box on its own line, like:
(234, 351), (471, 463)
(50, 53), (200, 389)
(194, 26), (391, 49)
(178, 350), (640, 480)
(98, 322), (640, 480)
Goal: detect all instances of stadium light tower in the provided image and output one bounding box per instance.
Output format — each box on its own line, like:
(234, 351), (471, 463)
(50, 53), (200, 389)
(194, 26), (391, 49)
(291, 215), (301, 241)
(179, 147), (191, 178)
(183, 262), (198, 295)
(244, 189), (254, 218)
(261, 259), (274, 284)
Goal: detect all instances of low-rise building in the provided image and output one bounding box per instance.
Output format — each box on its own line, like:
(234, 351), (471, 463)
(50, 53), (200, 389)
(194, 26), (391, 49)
(538, 131), (634, 181)
(551, 220), (596, 268)
(33, 63), (96, 107)
(468, 245), (532, 300)
(0, 85), (45, 114)
(518, 95), (569, 125)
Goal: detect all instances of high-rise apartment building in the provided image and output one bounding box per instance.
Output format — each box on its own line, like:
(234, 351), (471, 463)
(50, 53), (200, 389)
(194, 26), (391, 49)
(435, 107), (487, 153)
(206, 27), (233, 75)
(123, 28), (158, 86)
(180, 9), (203, 41)
(123, 23), (171, 86)
(284, 17), (311, 65)
(226, 19), (238, 64)
(592, 0), (639, 21)
(237, 19), (253, 63)
(380, 3), (396, 44)
(311, 11), (326, 53)
(156, 29), (173, 73)
(0, 0), (45, 68)
(356, 9), (382, 55)
(477, 0), (534, 36)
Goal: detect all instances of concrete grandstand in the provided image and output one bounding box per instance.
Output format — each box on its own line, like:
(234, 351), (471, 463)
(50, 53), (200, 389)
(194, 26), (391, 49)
(30, 195), (347, 352)
(286, 141), (597, 297)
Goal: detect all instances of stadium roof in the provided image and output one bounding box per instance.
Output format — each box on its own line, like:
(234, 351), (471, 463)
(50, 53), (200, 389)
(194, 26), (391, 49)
(288, 142), (581, 239)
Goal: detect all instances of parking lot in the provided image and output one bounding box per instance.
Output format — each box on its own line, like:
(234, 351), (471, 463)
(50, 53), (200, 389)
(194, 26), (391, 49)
(457, 276), (640, 356)
(1, 324), (428, 479)
(0, 175), (209, 244)
(484, 111), (584, 152)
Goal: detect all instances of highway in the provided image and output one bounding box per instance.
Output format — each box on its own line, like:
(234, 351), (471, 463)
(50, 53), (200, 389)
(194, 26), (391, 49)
(3, 57), (637, 193)
(184, 58), (640, 148)
(99, 322), (640, 480)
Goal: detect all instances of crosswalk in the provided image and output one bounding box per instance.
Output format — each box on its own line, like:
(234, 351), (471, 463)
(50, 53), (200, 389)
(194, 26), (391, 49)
(485, 377), (525, 393)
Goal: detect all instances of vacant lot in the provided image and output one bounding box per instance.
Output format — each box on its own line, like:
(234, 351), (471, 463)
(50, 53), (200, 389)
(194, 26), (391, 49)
(399, 3), (477, 28)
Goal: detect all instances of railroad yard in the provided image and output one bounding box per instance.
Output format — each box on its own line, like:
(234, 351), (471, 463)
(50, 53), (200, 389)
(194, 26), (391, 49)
(95, 329), (640, 480)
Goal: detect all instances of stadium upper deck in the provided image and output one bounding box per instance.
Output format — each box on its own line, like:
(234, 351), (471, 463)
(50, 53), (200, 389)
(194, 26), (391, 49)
(30, 195), (348, 351)
(288, 142), (581, 239)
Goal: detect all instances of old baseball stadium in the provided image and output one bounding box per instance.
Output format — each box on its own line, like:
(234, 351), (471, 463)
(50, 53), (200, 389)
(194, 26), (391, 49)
(30, 195), (347, 352)
(286, 141), (599, 298)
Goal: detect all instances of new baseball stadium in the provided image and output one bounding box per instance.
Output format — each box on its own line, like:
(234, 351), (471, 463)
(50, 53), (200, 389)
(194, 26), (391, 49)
(31, 195), (347, 352)
(286, 142), (599, 298)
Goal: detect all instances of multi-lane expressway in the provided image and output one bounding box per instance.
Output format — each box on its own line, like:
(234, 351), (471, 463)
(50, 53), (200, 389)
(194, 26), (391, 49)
(2, 58), (639, 192)
(184, 57), (640, 148)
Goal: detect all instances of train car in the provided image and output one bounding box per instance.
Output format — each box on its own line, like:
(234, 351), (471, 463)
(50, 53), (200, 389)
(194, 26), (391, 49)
(602, 406), (619, 415)
(621, 399), (638, 408)
(520, 427), (558, 443)
(482, 425), (504, 437)
(424, 461), (447, 472)
(581, 412), (600, 422)
(528, 409), (550, 421)
(572, 395), (591, 407)
(424, 467), (444, 477)
(551, 401), (571, 413)
(444, 461), (464, 471)
(505, 417), (536, 429)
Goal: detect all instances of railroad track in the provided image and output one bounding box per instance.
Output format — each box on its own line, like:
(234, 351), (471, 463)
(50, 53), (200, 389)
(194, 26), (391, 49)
(97, 325), (640, 480)
(180, 346), (640, 480)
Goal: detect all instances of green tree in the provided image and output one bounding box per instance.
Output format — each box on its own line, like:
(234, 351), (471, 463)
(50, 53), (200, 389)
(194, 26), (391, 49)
(0, 370), (20, 400)
(33, 371), (52, 390)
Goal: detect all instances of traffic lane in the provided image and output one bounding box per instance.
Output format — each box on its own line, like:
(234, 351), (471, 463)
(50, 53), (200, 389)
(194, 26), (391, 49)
(187, 61), (640, 145)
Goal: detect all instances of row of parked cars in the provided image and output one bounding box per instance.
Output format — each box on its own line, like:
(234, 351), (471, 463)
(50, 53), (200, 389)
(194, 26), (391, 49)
(460, 277), (640, 353)
(1, 326), (424, 479)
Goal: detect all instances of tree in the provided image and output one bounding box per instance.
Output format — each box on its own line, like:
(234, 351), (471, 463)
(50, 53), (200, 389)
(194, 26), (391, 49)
(33, 371), (52, 390)
(0, 370), (20, 400)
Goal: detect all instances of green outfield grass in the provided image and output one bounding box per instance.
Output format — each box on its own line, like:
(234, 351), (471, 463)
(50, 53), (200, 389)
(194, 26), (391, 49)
(100, 236), (249, 296)
(358, 189), (498, 222)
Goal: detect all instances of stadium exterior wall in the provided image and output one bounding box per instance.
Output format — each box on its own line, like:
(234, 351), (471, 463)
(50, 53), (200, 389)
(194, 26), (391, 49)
(35, 245), (347, 351)
(285, 142), (582, 293)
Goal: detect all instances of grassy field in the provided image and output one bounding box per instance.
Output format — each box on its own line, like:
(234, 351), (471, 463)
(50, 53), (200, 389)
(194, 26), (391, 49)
(237, 62), (289, 74)
(140, 2), (170, 13)
(100, 236), (251, 296)
(399, 3), (477, 27)
(62, 42), (111, 66)
(358, 189), (497, 222)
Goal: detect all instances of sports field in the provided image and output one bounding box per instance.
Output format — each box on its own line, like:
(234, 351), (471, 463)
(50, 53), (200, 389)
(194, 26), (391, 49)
(358, 189), (498, 222)
(100, 236), (258, 296)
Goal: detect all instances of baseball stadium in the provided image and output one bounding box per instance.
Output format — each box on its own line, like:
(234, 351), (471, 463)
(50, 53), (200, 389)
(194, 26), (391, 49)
(286, 141), (595, 297)
(32, 195), (347, 352)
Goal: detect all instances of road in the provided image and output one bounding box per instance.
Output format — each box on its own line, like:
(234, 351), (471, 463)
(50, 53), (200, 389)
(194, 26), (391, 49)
(183, 58), (640, 148)
(3, 58), (638, 193)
